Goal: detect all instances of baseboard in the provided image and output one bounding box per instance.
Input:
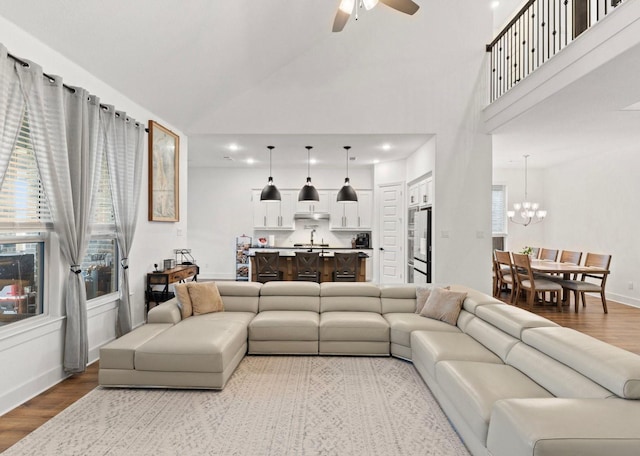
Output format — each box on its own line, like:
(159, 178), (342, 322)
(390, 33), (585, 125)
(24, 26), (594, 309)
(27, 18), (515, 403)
(0, 365), (67, 416)
(605, 291), (640, 309)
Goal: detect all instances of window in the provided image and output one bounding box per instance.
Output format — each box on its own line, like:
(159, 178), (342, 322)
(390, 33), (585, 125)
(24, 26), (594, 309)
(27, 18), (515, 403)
(83, 150), (118, 300)
(0, 109), (50, 325)
(492, 185), (507, 250)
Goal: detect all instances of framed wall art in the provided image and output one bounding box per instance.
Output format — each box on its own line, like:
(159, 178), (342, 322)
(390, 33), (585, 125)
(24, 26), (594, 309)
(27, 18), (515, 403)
(148, 120), (179, 222)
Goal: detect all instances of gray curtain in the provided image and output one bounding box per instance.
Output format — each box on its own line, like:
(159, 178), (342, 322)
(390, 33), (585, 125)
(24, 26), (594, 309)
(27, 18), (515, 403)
(102, 106), (145, 336)
(16, 60), (102, 374)
(0, 44), (26, 189)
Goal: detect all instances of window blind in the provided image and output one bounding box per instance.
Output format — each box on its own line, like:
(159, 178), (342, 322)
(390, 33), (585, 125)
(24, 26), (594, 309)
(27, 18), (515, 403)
(492, 184), (507, 236)
(90, 151), (115, 228)
(0, 109), (52, 230)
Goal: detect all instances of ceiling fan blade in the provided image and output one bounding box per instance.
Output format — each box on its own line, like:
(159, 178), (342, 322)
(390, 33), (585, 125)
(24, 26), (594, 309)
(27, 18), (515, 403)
(332, 9), (351, 32)
(379, 0), (420, 15)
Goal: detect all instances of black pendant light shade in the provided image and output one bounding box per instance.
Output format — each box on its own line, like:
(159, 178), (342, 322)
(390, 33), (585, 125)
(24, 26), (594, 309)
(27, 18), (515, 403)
(337, 146), (358, 202)
(260, 146), (281, 201)
(298, 146), (319, 201)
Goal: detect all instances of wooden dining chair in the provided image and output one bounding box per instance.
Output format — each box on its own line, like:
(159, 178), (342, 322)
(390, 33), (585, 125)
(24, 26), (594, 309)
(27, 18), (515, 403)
(559, 253), (612, 313)
(539, 248), (559, 261)
(530, 247), (540, 259)
(295, 251), (321, 282)
(255, 252), (283, 283)
(494, 250), (516, 303)
(512, 253), (563, 310)
(539, 250), (583, 281)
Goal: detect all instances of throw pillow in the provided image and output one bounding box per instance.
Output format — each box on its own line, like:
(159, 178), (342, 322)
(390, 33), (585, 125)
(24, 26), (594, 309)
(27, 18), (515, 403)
(188, 281), (225, 316)
(419, 287), (467, 326)
(415, 285), (450, 314)
(415, 285), (433, 314)
(174, 283), (192, 319)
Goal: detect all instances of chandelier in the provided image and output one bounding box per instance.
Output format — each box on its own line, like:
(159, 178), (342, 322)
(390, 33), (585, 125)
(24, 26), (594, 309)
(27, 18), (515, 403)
(507, 155), (547, 226)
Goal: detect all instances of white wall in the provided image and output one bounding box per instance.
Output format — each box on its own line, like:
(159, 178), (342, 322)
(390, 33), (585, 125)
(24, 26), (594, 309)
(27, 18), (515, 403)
(0, 16), (188, 414)
(188, 166), (373, 279)
(542, 150), (640, 307)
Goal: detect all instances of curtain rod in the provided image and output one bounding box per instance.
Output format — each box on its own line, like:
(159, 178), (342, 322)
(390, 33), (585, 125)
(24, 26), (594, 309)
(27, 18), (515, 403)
(6, 51), (148, 132)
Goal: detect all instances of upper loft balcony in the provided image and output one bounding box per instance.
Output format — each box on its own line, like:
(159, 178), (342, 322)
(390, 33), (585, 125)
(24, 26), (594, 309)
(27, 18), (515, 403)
(484, 0), (640, 131)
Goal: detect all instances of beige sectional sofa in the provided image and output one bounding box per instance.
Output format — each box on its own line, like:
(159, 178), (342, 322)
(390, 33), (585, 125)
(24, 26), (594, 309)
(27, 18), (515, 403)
(99, 281), (640, 456)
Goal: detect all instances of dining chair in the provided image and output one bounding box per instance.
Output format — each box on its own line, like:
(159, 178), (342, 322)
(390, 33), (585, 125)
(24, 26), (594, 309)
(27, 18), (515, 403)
(512, 253), (563, 309)
(530, 247), (540, 259)
(559, 253), (612, 313)
(494, 250), (516, 303)
(539, 248), (559, 261)
(333, 252), (359, 282)
(255, 251), (283, 283)
(539, 250), (583, 281)
(295, 251), (321, 282)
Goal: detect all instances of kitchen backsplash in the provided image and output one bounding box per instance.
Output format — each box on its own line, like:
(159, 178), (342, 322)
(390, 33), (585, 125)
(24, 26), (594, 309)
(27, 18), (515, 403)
(255, 220), (368, 248)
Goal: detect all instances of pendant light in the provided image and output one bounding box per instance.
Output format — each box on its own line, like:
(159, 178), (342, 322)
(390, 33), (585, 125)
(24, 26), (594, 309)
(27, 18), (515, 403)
(298, 146), (319, 201)
(260, 146), (281, 201)
(337, 146), (358, 202)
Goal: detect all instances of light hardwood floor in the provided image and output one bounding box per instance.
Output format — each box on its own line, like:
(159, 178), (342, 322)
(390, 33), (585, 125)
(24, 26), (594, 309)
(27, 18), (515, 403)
(1, 293), (639, 452)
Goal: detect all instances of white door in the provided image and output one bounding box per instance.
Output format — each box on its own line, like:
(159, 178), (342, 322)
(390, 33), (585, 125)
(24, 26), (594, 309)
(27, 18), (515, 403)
(378, 183), (404, 283)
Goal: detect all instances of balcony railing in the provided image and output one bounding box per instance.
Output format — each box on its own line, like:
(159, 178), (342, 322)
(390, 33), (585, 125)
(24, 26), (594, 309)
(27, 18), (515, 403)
(487, 0), (625, 102)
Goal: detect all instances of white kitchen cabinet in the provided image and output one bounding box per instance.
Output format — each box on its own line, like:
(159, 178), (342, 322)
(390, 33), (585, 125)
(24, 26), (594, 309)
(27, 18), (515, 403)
(329, 190), (373, 230)
(295, 190), (330, 214)
(252, 190), (294, 229)
(408, 178), (432, 208)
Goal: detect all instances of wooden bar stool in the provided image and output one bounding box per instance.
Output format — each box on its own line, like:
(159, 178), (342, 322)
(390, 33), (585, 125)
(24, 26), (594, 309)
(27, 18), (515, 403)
(295, 251), (321, 282)
(255, 251), (283, 283)
(333, 252), (358, 282)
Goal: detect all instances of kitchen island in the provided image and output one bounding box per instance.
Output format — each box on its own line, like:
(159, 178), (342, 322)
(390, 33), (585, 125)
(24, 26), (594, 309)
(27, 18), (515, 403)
(248, 247), (370, 282)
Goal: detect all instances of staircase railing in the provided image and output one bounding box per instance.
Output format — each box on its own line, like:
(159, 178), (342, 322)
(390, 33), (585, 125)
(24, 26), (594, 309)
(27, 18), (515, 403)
(487, 0), (625, 102)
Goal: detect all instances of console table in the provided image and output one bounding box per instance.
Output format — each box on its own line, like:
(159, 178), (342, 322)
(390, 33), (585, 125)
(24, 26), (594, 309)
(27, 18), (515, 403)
(145, 264), (198, 314)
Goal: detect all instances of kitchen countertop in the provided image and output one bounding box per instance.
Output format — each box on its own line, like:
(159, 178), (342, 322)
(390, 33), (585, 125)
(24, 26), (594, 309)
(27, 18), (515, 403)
(248, 248), (370, 258)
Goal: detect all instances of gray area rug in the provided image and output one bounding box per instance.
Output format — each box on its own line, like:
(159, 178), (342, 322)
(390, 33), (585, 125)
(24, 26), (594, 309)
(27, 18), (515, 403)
(4, 356), (469, 456)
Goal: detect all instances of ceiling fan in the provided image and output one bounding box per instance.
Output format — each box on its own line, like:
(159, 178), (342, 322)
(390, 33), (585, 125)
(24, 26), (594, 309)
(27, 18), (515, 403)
(332, 0), (420, 32)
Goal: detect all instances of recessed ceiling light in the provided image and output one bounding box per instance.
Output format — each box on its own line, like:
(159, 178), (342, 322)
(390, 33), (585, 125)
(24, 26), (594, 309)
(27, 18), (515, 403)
(246, 158), (255, 165)
(373, 159), (380, 164)
(382, 143), (391, 151)
(310, 158), (318, 165)
(229, 143), (239, 151)
(491, 1), (500, 9)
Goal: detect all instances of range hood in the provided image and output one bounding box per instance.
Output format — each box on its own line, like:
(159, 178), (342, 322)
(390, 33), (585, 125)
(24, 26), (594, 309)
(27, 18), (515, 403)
(293, 212), (330, 220)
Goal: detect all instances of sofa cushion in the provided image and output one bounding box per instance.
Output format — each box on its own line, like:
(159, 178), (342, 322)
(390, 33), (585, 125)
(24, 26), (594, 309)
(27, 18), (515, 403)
(100, 324), (172, 370)
(449, 285), (502, 314)
(320, 283), (381, 313)
(523, 326), (640, 399)
(217, 281), (261, 313)
(258, 281), (320, 312)
(436, 360), (553, 446)
(384, 313), (460, 348)
(419, 287), (466, 325)
(319, 312), (389, 342)
(380, 284), (416, 314)
(463, 316), (520, 362)
(411, 331), (502, 379)
(475, 303), (559, 339)
(506, 343), (612, 399)
(135, 318), (246, 373)
(249, 311), (319, 341)
(260, 281), (320, 296)
(188, 282), (225, 315)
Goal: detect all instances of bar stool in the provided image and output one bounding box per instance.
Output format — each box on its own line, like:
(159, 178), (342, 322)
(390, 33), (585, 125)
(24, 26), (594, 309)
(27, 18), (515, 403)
(255, 251), (282, 283)
(295, 251), (321, 282)
(333, 252), (358, 282)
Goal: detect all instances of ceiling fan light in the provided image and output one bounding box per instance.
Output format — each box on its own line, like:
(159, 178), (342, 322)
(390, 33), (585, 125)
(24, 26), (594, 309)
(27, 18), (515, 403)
(299, 178), (320, 201)
(339, 0), (355, 14)
(337, 178), (358, 202)
(362, 0), (379, 10)
(260, 177), (281, 202)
